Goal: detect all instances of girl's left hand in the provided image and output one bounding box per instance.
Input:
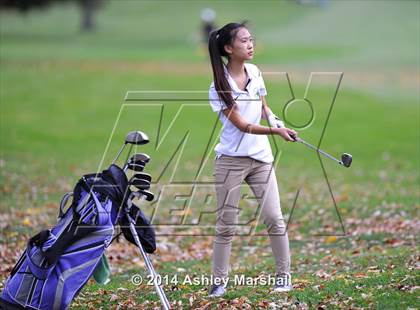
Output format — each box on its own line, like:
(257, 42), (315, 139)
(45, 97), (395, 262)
(276, 127), (298, 142)
(284, 128), (298, 141)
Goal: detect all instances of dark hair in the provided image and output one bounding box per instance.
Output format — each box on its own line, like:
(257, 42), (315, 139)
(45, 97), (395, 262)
(208, 21), (248, 109)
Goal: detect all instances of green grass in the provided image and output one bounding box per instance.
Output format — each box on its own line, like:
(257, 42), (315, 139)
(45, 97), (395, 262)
(0, 0), (419, 308)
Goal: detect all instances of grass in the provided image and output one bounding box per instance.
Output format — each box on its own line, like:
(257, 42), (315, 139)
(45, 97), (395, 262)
(0, 0), (419, 308)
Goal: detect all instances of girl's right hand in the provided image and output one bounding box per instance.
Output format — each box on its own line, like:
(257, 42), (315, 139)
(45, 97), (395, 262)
(276, 127), (298, 142)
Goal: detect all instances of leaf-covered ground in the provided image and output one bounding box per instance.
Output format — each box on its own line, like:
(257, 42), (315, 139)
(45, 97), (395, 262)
(1, 173), (418, 309)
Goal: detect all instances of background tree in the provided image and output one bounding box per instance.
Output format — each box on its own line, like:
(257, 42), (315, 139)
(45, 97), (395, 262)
(0, 0), (104, 32)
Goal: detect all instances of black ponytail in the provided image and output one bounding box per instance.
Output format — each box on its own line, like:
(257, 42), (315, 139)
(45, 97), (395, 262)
(208, 21), (248, 109)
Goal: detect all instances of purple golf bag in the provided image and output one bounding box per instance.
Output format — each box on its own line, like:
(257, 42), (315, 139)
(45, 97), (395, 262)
(0, 164), (156, 310)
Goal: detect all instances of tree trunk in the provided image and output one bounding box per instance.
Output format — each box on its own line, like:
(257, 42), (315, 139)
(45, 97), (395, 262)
(80, 0), (97, 32)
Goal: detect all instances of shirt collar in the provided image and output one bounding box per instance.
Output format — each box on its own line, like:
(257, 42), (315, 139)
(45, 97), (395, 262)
(223, 63), (253, 94)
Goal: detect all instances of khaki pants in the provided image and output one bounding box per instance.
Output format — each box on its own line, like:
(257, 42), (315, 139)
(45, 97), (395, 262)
(212, 154), (291, 280)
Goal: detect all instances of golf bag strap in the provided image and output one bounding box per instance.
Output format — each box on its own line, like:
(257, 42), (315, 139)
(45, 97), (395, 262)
(26, 230), (52, 280)
(71, 174), (97, 210)
(91, 191), (110, 226)
(42, 218), (96, 266)
(59, 192), (73, 219)
(26, 210), (93, 267)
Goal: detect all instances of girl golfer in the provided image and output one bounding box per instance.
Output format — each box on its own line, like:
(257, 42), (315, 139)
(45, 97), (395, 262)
(207, 22), (298, 297)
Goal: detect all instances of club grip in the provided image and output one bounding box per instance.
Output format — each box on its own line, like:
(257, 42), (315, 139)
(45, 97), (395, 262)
(289, 133), (297, 141)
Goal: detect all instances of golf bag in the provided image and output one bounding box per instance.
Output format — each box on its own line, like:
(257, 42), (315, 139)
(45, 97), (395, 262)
(0, 164), (156, 310)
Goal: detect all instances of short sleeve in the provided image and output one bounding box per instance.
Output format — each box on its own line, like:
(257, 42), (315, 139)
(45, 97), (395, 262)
(258, 69), (267, 97)
(209, 85), (228, 112)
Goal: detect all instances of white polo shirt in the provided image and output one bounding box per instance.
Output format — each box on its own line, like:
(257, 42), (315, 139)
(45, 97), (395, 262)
(208, 62), (274, 163)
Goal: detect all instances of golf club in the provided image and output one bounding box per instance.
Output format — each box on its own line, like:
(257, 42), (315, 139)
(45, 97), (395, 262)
(130, 178), (151, 191)
(131, 190), (155, 202)
(130, 172), (152, 183)
(112, 131), (150, 164)
(290, 134), (352, 168)
(130, 159), (147, 167)
(123, 154), (150, 171)
(126, 163), (145, 172)
(128, 153), (150, 164)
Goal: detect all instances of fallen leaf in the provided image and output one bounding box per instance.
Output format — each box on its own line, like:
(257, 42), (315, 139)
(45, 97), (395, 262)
(324, 236), (338, 244)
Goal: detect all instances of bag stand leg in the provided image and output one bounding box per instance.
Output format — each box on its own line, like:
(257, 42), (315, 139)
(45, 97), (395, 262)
(127, 215), (171, 310)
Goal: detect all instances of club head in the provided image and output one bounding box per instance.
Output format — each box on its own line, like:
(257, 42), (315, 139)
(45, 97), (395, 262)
(127, 163), (145, 172)
(128, 153), (150, 164)
(131, 172), (152, 182)
(130, 178), (151, 190)
(125, 131), (149, 145)
(132, 190), (155, 201)
(128, 160), (146, 169)
(130, 159), (148, 167)
(340, 153), (352, 168)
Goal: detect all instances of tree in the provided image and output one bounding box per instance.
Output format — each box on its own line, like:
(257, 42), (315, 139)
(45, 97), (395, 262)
(0, 0), (104, 32)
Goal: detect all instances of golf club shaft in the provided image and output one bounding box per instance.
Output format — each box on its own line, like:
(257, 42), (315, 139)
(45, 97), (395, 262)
(296, 138), (342, 165)
(128, 218), (171, 309)
(123, 164), (130, 172)
(112, 143), (127, 165)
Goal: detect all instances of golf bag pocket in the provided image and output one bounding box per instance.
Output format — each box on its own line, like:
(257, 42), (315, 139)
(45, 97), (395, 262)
(1, 236), (108, 309)
(1, 191), (115, 310)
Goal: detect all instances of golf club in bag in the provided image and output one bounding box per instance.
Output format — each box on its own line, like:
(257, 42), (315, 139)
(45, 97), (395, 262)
(0, 131), (170, 310)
